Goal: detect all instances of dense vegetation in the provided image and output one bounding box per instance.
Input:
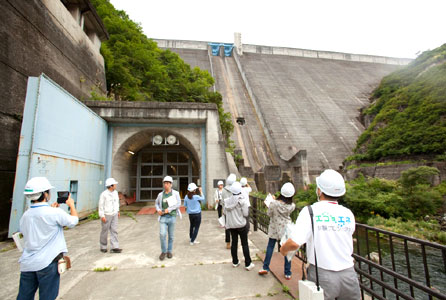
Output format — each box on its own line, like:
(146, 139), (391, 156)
(90, 0), (233, 139)
(350, 44), (446, 161)
(253, 166), (446, 244)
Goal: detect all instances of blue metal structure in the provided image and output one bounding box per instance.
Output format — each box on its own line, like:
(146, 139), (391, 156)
(208, 43), (234, 56)
(8, 75), (108, 236)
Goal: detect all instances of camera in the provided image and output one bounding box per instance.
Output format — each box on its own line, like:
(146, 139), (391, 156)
(57, 191), (70, 204)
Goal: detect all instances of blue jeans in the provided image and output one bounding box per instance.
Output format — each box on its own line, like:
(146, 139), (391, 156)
(263, 238), (292, 276)
(159, 215), (176, 253)
(17, 261), (60, 300)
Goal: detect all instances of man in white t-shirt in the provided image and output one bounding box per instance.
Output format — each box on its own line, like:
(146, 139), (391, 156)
(280, 169), (360, 300)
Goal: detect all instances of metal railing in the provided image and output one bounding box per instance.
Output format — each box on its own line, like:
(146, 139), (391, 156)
(249, 196), (446, 300)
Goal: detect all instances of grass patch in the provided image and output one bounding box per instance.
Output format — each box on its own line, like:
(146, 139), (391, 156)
(346, 160), (423, 170)
(88, 211), (100, 220)
(121, 211), (137, 222)
(0, 243), (17, 253)
(281, 284), (290, 293)
(93, 266), (115, 272)
(255, 294), (261, 297)
(367, 216), (446, 244)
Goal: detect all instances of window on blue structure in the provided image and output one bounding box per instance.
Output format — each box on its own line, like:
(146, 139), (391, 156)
(70, 181), (78, 208)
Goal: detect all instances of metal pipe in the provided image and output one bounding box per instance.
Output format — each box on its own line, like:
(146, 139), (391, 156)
(376, 231), (386, 298)
(365, 228), (375, 298)
(353, 255), (446, 299)
(403, 240), (415, 297)
(355, 267), (416, 300)
(389, 236), (399, 300)
(421, 244), (432, 300)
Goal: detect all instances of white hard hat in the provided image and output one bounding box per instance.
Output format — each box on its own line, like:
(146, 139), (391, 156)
(217, 180), (224, 186)
(230, 181), (242, 195)
(281, 182), (295, 198)
(163, 176), (173, 183)
(240, 177), (248, 186)
(316, 169), (346, 197)
(187, 183), (198, 192)
(226, 173), (236, 186)
(24, 177), (54, 195)
(105, 178), (118, 187)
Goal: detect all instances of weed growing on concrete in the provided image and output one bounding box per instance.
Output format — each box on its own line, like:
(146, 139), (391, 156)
(281, 284), (290, 293)
(93, 266), (115, 272)
(161, 265), (165, 268)
(0, 242), (16, 253)
(88, 211), (100, 220)
(255, 294), (261, 297)
(151, 265), (158, 269)
(122, 211), (137, 222)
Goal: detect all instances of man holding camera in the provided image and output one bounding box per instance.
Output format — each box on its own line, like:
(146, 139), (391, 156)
(99, 178), (122, 253)
(17, 177), (78, 300)
(280, 169), (360, 300)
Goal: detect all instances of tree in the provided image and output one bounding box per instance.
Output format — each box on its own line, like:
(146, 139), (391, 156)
(90, 0), (233, 139)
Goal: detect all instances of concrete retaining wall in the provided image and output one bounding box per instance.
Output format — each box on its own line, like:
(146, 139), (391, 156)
(0, 0), (107, 235)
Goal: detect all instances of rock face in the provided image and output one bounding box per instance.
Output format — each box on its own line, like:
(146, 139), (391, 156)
(0, 0), (107, 237)
(345, 162), (446, 183)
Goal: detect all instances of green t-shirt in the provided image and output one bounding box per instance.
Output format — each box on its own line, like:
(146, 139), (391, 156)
(162, 192), (177, 217)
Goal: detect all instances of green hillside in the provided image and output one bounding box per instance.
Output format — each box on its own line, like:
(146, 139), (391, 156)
(351, 44), (446, 161)
(90, 0), (233, 139)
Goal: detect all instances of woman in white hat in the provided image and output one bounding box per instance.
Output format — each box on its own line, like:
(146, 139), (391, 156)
(258, 182), (296, 280)
(214, 180), (224, 219)
(224, 181), (255, 271)
(184, 183), (204, 245)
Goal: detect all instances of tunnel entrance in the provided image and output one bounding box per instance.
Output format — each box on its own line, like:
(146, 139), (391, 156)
(131, 145), (199, 202)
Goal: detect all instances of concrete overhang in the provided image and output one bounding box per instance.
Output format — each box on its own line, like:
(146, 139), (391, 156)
(84, 101), (218, 124)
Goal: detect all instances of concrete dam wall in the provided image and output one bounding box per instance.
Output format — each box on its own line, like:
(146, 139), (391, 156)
(158, 39), (407, 189)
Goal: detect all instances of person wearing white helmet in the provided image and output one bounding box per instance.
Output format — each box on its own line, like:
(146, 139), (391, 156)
(184, 183), (204, 245)
(214, 180), (224, 219)
(240, 177), (252, 232)
(280, 170), (360, 300)
(224, 181), (255, 271)
(221, 173), (237, 249)
(17, 177), (78, 300)
(99, 178), (122, 253)
(258, 182), (296, 280)
(155, 176), (182, 260)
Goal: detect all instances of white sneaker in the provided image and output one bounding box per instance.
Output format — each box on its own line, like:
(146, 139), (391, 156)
(245, 263), (255, 271)
(233, 262), (240, 268)
(193, 241), (200, 244)
(190, 242), (194, 246)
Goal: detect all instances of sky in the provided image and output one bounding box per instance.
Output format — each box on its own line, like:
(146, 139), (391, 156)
(109, 0), (445, 59)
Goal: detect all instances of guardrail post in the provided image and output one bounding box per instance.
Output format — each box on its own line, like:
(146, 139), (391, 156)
(252, 196), (258, 231)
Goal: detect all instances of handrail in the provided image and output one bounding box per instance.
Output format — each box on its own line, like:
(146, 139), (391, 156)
(248, 195), (446, 300)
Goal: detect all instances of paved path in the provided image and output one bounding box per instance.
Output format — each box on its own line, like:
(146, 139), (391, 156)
(0, 211), (294, 299)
